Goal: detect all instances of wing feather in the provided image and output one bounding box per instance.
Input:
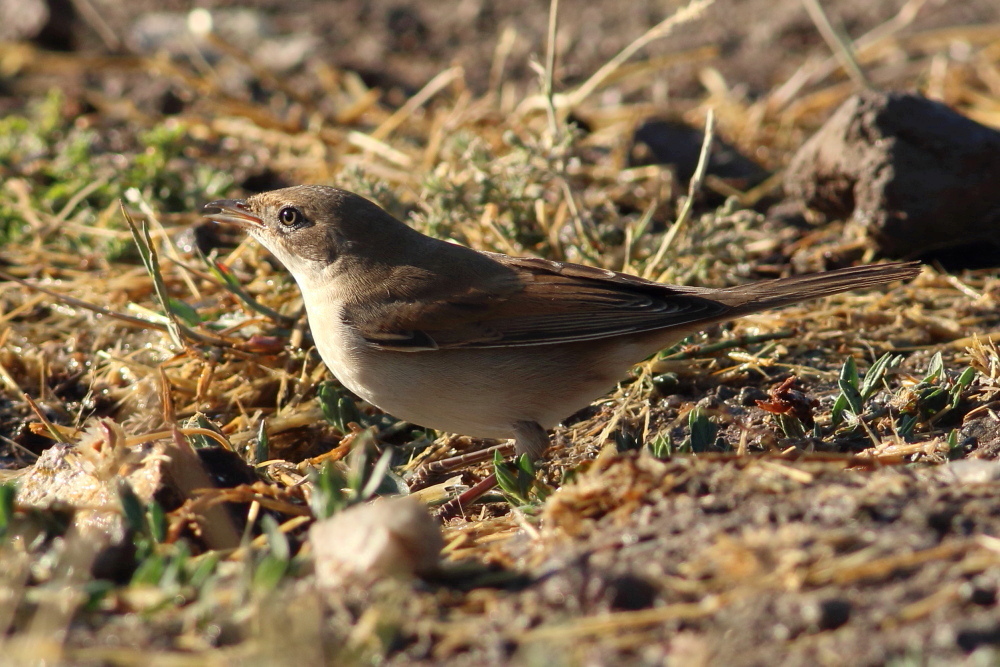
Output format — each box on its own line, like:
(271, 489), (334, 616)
(344, 254), (729, 351)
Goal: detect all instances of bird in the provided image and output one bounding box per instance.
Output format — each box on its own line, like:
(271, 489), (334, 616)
(204, 185), (920, 507)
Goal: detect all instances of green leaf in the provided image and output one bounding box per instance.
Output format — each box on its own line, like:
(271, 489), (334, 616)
(147, 500), (167, 544)
(167, 298), (202, 326)
(318, 382), (363, 434)
(188, 551), (220, 590)
(308, 462), (347, 520)
(160, 541), (189, 589)
(493, 449), (519, 499)
(0, 483), (15, 536)
(918, 386), (948, 416)
(648, 432), (673, 459)
(515, 454), (535, 502)
(261, 515), (290, 562)
(923, 351), (945, 383)
(253, 555), (288, 591)
(860, 353), (900, 401)
(131, 552), (166, 587)
(688, 407), (717, 452)
(951, 367), (976, 409)
(188, 414), (225, 449)
(947, 429), (960, 452)
(777, 413), (805, 438)
(359, 447), (396, 501)
(118, 481), (147, 535)
(121, 202), (184, 349)
(199, 250), (291, 324)
(837, 357), (863, 416)
(254, 419), (270, 465)
(897, 413), (918, 439)
(840, 356), (860, 390)
(831, 393), (849, 427)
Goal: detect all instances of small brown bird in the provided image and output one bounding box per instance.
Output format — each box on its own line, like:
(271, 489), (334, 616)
(204, 186), (918, 492)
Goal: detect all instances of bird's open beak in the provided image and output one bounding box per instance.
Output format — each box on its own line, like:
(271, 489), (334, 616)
(202, 200), (264, 230)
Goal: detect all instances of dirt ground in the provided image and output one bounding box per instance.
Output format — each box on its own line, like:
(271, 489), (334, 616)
(2, 0), (1000, 665)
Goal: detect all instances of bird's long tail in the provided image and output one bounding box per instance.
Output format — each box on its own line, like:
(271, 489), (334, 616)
(717, 261), (922, 316)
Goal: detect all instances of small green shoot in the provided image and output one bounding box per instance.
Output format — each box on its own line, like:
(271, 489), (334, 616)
(308, 462), (349, 520)
(318, 382), (364, 434)
(947, 429), (961, 454)
(253, 419), (270, 465)
(494, 450), (537, 506)
(306, 441), (402, 521)
(648, 432), (673, 459)
(897, 356), (978, 433)
(832, 356), (862, 425)
(777, 413), (806, 438)
(0, 483), (16, 537)
(253, 515), (291, 591)
(686, 407), (717, 452)
(121, 200), (185, 349)
(119, 480), (185, 591)
(148, 499), (168, 544)
(832, 352), (901, 427)
(614, 429), (640, 452)
(188, 552), (222, 590)
(118, 480), (148, 536)
(199, 249), (293, 325)
(167, 297), (203, 327)
(187, 414), (226, 449)
(950, 367), (976, 410)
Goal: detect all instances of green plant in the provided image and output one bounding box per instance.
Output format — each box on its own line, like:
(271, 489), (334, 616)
(685, 406), (717, 452)
(832, 352), (901, 427)
(494, 451), (551, 507)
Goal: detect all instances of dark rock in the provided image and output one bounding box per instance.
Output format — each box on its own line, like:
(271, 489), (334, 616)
(386, 5), (429, 53)
(196, 446), (258, 489)
(242, 169), (291, 194)
(802, 597), (852, 631)
(631, 119), (770, 191)
(783, 90), (1000, 262)
(959, 409), (1000, 458)
(956, 624), (1000, 652)
(607, 573), (658, 611)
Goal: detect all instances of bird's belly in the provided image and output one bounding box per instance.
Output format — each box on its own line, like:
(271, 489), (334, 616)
(315, 324), (658, 440)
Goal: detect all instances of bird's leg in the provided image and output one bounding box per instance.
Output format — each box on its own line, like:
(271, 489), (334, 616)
(511, 420), (550, 460)
(435, 421), (549, 520)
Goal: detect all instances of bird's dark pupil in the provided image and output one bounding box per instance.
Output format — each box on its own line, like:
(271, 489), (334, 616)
(280, 207), (298, 225)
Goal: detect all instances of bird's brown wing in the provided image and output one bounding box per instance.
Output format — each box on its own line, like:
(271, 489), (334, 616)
(345, 254), (731, 351)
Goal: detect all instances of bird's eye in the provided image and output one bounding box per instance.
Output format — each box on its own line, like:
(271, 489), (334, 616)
(278, 207), (302, 226)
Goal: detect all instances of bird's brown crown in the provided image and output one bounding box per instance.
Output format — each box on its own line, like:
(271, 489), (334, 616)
(242, 185), (421, 264)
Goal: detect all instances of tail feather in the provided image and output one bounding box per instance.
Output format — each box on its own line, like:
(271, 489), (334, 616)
(718, 261), (922, 316)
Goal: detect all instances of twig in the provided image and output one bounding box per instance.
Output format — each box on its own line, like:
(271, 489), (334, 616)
(770, 0), (924, 109)
(658, 329), (796, 360)
(371, 66), (464, 141)
(543, 0), (561, 139)
(643, 108), (715, 280)
(565, 0), (715, 109)
(489, 26), (518, 96)
(22, 392), (67, 444)
(801, 0), (870, 90)
(120, 201), (186, 350)
(0, 269), (262, 353)
(0, 269), (166, 331)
